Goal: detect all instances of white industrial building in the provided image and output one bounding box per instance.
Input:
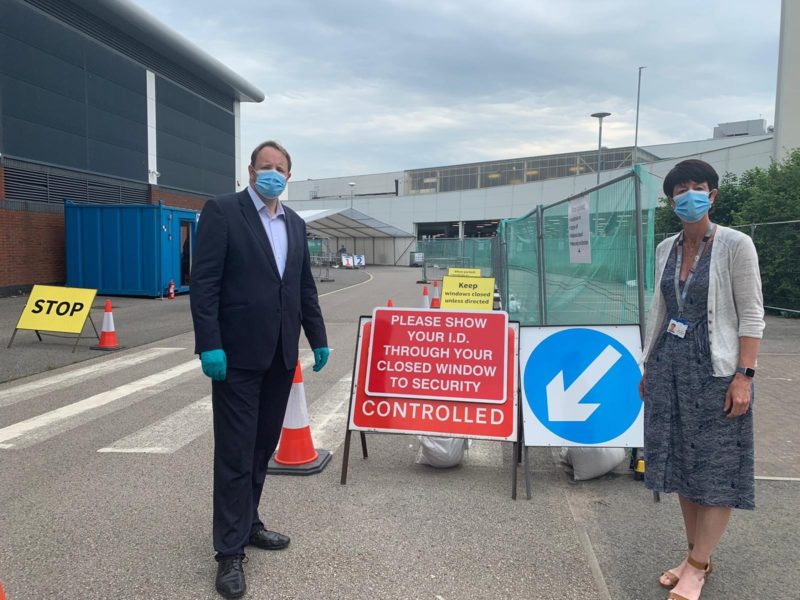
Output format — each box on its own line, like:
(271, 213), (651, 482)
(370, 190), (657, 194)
(286, 126), (774, 263)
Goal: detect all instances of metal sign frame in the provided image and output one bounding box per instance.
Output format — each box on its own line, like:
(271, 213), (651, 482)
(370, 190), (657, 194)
(341, 316), (524, 499)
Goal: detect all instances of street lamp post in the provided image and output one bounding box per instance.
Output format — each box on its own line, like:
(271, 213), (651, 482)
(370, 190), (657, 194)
(348, 181), (356, 209)
(634, 66), (646, 164)
(591, 112), (611, 185)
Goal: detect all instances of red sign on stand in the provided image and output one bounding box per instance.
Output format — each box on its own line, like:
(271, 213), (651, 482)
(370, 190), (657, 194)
(365, 308), (508, 403)
(350, 311), (518, 441)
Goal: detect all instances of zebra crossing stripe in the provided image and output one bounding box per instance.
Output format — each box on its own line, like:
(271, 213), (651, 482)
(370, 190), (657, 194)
(98, 396), (212, 454)
(0, 349), (322, 452)
(0, 347), (184, 408)
(299, 352), (316, 373)
(0, 360), (198, 449)
(95, 355), (340, 455)
(307, 374), (352, 451)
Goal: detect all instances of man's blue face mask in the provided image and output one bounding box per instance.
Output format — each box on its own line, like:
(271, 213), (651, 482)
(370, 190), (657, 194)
(673, 189), (711, 223)
(255, 170), (287, 199)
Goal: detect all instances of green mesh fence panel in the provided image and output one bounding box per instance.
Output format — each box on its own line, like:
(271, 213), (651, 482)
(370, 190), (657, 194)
(416, 238), (496, 280)
(307, 239), (324, 257)
(541, 176), (638, 324)
(499, 167), (659, 326)
(498, 213), (540, 324)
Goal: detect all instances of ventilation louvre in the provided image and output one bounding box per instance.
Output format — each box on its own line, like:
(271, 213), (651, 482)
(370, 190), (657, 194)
(22, 0), (234, 111)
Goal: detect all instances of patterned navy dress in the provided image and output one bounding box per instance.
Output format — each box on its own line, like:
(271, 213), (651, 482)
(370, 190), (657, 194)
(643, 239), (755, 509)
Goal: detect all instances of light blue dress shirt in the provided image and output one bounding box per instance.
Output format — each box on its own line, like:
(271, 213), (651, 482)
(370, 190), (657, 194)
(247, 186), (288, 278)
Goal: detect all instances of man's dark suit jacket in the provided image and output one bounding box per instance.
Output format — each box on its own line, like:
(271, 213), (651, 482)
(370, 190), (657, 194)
(190, 189), (327, 370)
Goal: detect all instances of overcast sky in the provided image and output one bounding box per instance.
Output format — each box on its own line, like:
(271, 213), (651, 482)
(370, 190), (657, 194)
(134, 0), (781, 184)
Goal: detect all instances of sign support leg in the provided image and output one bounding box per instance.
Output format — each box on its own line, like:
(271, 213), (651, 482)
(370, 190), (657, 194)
(523, 446), (532, 500)
(88, 314), (100, 339)
(340, 429), (352, 485)
(7, 328), (18, 349)
(511, 441), (518, 500)
(359, 431), (368, 458)
(70, 315), (101, 353)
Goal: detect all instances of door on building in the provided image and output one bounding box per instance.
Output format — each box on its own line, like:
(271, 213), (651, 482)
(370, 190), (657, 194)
(179, 219), (193, 287)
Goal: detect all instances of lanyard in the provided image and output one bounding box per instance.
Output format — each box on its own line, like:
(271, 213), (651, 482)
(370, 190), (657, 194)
(674, 223), (715, 316)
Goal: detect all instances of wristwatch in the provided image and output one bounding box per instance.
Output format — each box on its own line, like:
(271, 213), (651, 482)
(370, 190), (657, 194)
(735, 367), (755, 378)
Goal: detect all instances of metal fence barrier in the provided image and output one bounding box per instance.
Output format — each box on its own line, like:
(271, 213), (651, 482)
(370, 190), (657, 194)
(656, 219), (800, 315)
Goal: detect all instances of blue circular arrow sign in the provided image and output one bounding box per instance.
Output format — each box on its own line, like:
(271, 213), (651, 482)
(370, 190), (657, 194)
(524, 328), (641, 444)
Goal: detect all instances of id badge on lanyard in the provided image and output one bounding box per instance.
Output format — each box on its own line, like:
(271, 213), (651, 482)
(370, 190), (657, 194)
(669, 224), (715, 339)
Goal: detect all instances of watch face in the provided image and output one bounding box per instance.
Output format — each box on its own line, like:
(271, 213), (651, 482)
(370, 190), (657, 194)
(738, 367), (755, 378)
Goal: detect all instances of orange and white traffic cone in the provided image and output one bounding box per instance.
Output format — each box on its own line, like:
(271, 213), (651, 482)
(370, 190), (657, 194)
(422, 286), (430, 309)
(431, 280), (441, 308)
(268, 361), (331, 475)
(91, 300), (122, 351)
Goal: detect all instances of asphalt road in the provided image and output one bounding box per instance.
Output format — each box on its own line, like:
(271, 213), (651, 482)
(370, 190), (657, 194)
(0, 266), (798, 599)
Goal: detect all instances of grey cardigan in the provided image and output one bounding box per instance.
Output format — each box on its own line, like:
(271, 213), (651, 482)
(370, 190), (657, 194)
(642, 225), (765, 376)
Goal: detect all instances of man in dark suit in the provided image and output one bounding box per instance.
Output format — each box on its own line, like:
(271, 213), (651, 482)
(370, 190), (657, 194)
(190, 140), (329, 599)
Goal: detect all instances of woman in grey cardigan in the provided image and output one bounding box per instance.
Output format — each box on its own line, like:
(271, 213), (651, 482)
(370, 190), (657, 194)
(639, 159), (764, 600)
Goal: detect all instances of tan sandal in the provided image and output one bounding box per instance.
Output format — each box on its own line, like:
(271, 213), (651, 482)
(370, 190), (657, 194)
(659, 544), (713, 589)
(667, 555), (710, 600)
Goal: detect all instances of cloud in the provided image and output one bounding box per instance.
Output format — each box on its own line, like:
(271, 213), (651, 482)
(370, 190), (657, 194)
(132, 0), (782, 182)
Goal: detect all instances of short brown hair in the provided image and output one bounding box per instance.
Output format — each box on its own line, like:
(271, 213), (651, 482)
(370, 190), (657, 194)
(250, 140), (292, 172)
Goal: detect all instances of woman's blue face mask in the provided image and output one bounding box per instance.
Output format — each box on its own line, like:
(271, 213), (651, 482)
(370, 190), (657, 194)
(673, 189), (712, 223)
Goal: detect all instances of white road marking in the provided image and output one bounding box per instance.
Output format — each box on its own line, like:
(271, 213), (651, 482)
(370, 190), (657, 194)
(308, 375), (353, 451)
(298, 352), (315, 374)
(0, 360), (199, 449)
(755, 475), (800, 482)
(0, 347), (184, 408)
(98, 396), (212, 454)
(93, 351), (317, 455)
(318, 272), (374, 297)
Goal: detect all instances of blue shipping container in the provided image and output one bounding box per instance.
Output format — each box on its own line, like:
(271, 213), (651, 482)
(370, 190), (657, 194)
(65, 202), (198, 297)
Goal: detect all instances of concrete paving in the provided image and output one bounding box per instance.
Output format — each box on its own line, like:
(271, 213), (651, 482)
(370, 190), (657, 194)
(0, 266), (797, 599)
(0, 267), (371, 384)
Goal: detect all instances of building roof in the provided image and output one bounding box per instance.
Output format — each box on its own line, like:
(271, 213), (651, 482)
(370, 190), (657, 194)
(70, 0), (264, 102)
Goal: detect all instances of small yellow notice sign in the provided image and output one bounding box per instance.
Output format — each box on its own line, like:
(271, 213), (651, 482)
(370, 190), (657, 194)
(440, 276), (495, 310)
(447, 267), (482, 278)
(16, 285), (97, 334)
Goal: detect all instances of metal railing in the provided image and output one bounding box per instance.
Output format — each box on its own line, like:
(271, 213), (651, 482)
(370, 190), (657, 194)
(656, 220), (800, 315)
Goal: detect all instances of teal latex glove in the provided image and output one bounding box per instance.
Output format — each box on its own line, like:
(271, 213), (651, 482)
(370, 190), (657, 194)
(312, 347), (330, 372)
(200, 349), (227, 381)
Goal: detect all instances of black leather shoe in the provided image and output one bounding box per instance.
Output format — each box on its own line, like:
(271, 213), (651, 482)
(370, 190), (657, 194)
(248, 528), (290, 550)
(215, 555), (246, 599)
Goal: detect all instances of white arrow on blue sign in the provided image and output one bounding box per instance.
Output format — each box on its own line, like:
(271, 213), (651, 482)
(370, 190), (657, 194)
(521, 326), (643, 447)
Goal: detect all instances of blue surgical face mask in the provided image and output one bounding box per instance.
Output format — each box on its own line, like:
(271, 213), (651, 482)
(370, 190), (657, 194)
(673, 189), (711, 223)
(254, 169), (287, 199)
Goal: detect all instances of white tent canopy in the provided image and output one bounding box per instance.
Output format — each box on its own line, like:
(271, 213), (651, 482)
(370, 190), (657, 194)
(295, 207), (415, 266)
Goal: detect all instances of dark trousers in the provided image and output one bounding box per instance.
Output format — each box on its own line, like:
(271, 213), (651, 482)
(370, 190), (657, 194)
(211, 353), (296, 559)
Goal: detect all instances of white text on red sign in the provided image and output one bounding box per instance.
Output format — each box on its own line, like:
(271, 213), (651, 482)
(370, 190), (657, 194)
(365, 308), (508, 403)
